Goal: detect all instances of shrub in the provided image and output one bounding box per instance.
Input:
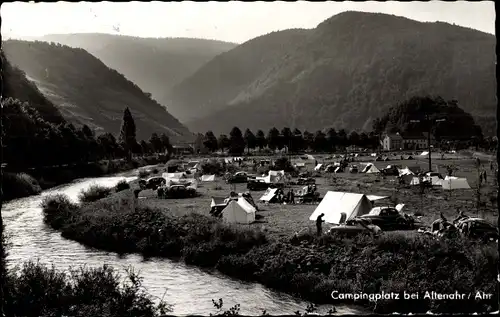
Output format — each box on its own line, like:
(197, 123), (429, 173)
(115, 180), (131, 192)
(79, 185), (112, 203)
(41, 194), (79, 229)
(2, 172), (42, 201)
(201, 161), (224, 175)
(4, 261), (171, 317)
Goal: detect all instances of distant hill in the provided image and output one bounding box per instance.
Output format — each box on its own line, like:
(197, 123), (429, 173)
(34, 33), (237, 115)
(168, 11), (496, 136)
(3, 39), (193, 142)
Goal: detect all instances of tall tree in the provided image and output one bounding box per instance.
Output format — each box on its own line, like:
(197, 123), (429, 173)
(303, 130), (314, 151)
(349, 131), (360, 148)
(203, 131), (218, 152)
(267, 127), (281, 151)
(218, 134), (230, 152)
(281, 127), (292, 152)
(359, 132), (369, 148)
(313, 130), (328, 152)
(229, 127), (245, 155)
(118, 107), (137, 160)
(149, 133), (163, 153)
(160, 133), (173, 155)
(255, 130), (267, 150)
(292, 128), (304, 152)
(337, 129), (348, 150)
(140, 140), (151, 155)
(244, 129), (257, 154)
(326, 128), (337, 152)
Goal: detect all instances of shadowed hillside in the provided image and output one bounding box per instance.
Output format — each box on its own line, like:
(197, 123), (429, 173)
(168, 11), (496, 136)
(36, 33), (237, 114)
(3, 39), (193, 142)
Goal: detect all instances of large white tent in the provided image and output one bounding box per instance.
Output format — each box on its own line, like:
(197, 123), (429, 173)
(309, 191), (374, 225)
(441, 177), (471, 190)
(420, 151), (429, 156)
(314, 164), (323, 171)
(221, 197), (256, 224)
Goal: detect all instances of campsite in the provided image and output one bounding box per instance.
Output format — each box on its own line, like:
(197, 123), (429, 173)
(135, 151), (498, 241)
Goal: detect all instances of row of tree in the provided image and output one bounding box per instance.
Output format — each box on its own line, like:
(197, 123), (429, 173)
(201, 127), (381, 155)
(2, 98), (171, 169)
(200, 96), (497, 155)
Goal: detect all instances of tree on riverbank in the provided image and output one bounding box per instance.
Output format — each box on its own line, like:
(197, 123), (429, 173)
(119, 107), (138, 161)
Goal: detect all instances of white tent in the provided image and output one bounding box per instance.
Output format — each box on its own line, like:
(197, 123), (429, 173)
(294, 162), (306, 168)
(163, 172), (185, 180)
(314, 164), (323, 171)
(420, 151), (429, 156)
(201, 175), (216, 182)
(362, 164), (380, 174)
(442, 177), (471, 190)
(398, 167), (415, 176)
(211, 197), (227, 208)
(221, 197), (256, 224)
(309, 191), (373, 225)
(371, 153), (377, 157)
(259, 188), (279, 202)
(366, 195), (389, 201)
(410, 177), (421, 186)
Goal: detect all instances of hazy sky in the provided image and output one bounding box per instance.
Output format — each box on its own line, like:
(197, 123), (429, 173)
(2, 1), (495, 43)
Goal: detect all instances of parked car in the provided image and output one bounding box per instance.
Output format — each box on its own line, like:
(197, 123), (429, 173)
(455, 217), (499, 242)
(349, 165), (359, 173)
(381, 165), (400, 176)
(328, 220), (381, 237)
(140, 176), (166, 190)
(247, 179), (284, 191)
(297, 177), (315, 185)
(226, 171), (249, 184)
(158, 184), (196, 199)
(357, 207), (417, 231)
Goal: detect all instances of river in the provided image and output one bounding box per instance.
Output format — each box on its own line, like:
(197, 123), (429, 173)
(3, 169), (362, 315)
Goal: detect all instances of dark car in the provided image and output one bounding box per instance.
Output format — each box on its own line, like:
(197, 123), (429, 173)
(226, 172), (248, 184)
(382, 165), (400, 176)
(159, 184), (196, 199)
(247, 179), (284, 191)
(357, 207), (416, 231)
(349, 165), (359, 173)
(455, 218), (498, 242)
(328, 220), (381, 237)
(141, 176), (166, 190)
(297, 177), (315, 185)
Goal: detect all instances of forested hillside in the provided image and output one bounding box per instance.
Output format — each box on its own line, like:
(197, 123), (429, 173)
(3, 39), (193, 142)
(37, 33), (237, 114)
(170, 11), (496, 136)
(165, 29), (311, 122)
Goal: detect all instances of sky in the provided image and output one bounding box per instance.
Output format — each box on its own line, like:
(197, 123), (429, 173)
(1, 1), (496, 44)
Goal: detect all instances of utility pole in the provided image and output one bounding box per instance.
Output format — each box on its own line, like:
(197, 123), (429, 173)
(410, 116), (446, 172)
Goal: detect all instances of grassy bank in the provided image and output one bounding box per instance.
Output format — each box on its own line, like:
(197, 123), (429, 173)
(42, 189), (498, 314)
(2, 155), (167, 202)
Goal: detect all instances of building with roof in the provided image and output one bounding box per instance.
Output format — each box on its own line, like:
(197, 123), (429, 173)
(381, 132), (436, 151)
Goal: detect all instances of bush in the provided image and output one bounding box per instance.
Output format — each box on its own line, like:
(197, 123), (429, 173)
(201, 161), (224, 175)
(4, 261), (171, 317)
(115, 180), (131, 192)
(41, 194), (79, 230)
(2, 172), (42, 201)
(79, 184), (112, 203)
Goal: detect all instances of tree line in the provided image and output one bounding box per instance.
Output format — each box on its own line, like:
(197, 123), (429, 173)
(2, 97), (171, 169)
(200, 127), (381, 155)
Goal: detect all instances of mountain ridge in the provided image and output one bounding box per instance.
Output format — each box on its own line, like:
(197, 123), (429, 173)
(170, 11), (496, 136)
(3, 39), (194, 142)
(32, 33), (237, 114)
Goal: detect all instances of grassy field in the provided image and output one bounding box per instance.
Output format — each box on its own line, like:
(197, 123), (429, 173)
(137, 153), (498, 241)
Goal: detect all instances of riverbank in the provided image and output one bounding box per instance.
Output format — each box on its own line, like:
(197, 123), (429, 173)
(2, 155), (168, 202)
(42, 186), (498, 314)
